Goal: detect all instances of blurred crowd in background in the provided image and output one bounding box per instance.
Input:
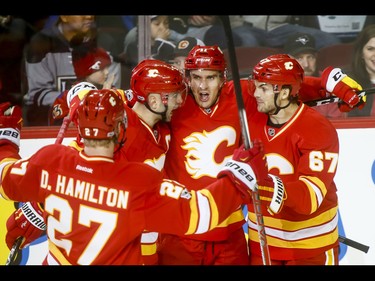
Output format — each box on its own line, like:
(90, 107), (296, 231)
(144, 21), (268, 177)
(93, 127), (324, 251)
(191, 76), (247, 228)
(1, 15), (374, 126)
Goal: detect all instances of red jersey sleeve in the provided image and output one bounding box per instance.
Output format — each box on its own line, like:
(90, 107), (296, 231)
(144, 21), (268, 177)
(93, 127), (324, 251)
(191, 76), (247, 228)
(144, 176), (243, 235)
(299, 76), (327, 102)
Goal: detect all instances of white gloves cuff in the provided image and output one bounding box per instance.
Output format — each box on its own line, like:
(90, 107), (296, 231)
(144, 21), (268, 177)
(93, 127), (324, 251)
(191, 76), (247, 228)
(325, 68), (346, 93)
(267, 174), (285, 215)
(66, 82), (97, 108)
(0, 128), (20, 147)
(21, 202), (46, 230)
(222, 159), (257, 192)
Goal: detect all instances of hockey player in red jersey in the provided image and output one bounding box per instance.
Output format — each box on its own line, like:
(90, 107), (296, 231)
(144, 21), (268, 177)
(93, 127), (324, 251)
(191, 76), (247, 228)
(159, 45), (251, 265)
(0, 89), (259, 265)
(220, 54), (342, 265)
(159, 45), (364, 265)
(5, 46), (364, 265)
(4, 59), (187, 265)
(65, 59), (187, 264)
(117, 59), (186, 264)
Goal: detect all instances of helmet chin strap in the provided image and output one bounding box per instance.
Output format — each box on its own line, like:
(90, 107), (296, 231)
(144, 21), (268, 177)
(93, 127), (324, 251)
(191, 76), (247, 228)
(114, 122), (127, 154)
(145, 103), (168, 122)
(270, 92), (291, 115)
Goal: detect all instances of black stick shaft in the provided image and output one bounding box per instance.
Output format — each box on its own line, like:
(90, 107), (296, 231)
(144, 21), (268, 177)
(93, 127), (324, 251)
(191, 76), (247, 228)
(305, 88), (375, 107)
(339, 235), (369, 253)
(220, 15), (271, 265)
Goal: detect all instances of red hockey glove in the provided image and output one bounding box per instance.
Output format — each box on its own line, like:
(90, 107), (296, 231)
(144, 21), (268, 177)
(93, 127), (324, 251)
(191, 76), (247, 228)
(0, 102), (22, 131)
(321, 66), (366, 112)
(218, 140), (286, 214)
(6, 202), (46, 250)
(0, 102), (22, 148)
(232, 140), (268, 180)
(217, 142), (263, 203)
(67, 82), (97, 121)
(217, 140), (265, 203)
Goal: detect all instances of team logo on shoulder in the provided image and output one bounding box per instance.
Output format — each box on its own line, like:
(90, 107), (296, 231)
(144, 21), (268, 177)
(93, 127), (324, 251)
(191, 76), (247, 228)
(52, 104), (63, 119)
(125, 89), (134, 102)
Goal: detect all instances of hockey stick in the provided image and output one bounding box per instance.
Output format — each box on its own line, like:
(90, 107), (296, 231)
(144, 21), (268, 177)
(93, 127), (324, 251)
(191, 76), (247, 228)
(339, 235), (370, 253)
(305, 88), (375, 107)
(220, 15), (271, 265)
(6, 115), (72, 265)
(5, 236), (22, 265)
(55, 116), (72, 144)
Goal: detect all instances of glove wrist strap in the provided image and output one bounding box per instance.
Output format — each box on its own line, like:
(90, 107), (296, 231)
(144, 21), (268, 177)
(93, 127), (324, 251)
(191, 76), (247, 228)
(267, 174), (285, 215)
(21, 202), (47, 230)
(0, 128), (20, 147)
(222, 160), (257, 190)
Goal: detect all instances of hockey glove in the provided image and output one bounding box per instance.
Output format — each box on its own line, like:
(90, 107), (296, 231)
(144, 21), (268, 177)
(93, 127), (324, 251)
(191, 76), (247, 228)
(0, 102), (23, 130)
(0, 102), (22, 148)
(217, 140), (265, 203)
(321, 66), (366, 112)
(256, 174), (286, 215)
(6, 202), (46, 250)
(218, 140), (286, 214)
(67, 82), (97, 121)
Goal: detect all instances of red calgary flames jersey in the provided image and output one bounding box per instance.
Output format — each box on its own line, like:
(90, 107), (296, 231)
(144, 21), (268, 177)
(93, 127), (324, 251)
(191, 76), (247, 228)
(247, 103), (339, 260)
(115, 104), (172, 264)
(0, 144), (242, 265)
(117, 105), (171, 175)
(165, 79), (257, 241)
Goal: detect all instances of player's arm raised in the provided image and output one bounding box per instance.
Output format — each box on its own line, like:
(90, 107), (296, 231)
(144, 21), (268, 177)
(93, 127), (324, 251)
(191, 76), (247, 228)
(300, 66), (365, 112)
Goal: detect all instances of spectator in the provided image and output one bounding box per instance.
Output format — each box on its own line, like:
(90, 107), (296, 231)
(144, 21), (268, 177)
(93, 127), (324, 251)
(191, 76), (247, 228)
(229, 16), (260, 47)
(123, 15), (176, 69)
(121, 16), (137, 31)
(284, 33), (319, 77)
(22, 15), (121, 126)
(95, 15), (129, 64)
(239, 15), (341, 50)
(49, 42), (114, 126)
(0, 15), (41, 106)
(170, 36), (205, 71)
(168, 16), (213, 42)
(169, 15), (242, 50)
(345, 24), (375, 117)
(284, 32), (345, 118)
(0, 91), (250, 265)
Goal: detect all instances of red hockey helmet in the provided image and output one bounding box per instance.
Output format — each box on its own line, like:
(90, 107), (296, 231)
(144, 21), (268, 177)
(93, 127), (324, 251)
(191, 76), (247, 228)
(252, 54), (304, 97)
(77, 89), (126, 140)
(184, 45), (226, 72)
(130, 59), (186, 106)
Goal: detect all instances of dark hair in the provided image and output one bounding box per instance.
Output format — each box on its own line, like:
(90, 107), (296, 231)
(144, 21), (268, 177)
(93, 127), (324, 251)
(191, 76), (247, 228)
(72, 41), (97, 60)
(351, 24), (375, 86)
